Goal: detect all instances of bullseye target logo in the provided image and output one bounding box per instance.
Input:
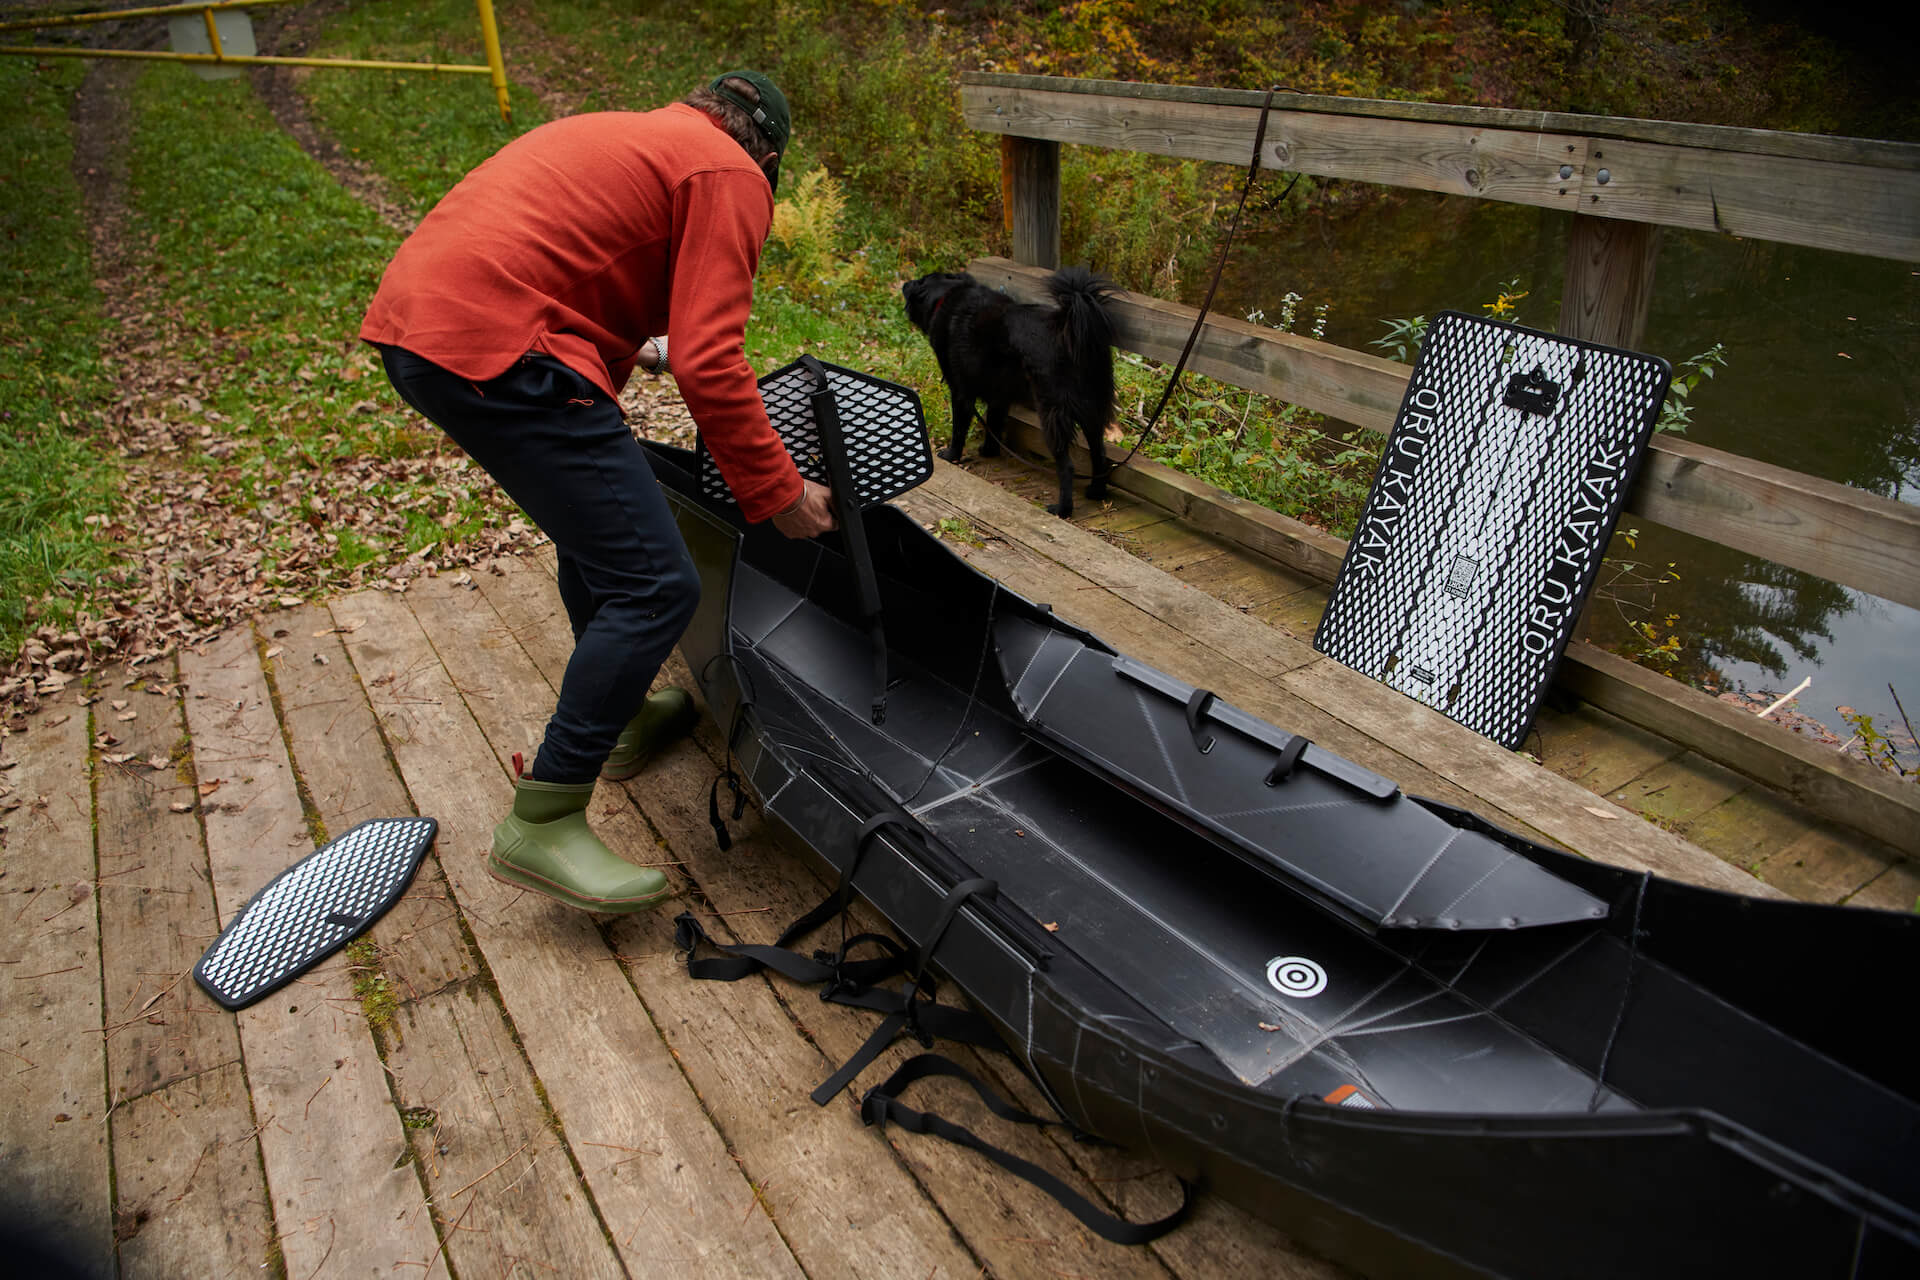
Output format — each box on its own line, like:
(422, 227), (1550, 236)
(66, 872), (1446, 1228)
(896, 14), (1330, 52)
(1265, 954), (1328, 999)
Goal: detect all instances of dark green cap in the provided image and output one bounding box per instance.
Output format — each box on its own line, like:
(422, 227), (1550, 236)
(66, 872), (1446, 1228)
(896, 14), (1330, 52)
(709, 70), (790, 193)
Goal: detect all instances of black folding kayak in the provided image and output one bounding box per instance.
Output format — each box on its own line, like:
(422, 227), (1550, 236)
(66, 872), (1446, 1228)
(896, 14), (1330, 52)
(646, 358), (1919, 1279)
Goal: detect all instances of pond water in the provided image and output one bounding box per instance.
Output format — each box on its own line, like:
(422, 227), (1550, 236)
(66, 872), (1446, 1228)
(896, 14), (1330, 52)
(1193, 188), (1920, 742)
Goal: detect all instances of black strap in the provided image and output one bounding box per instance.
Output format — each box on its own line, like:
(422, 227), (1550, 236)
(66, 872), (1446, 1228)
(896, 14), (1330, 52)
(907, 876), (997, 987)
(702, 654), (755, 851)
(708, 771), (744, 851)
(806, 354), (891, 724)
(1183, 688), (1217, 754)
(674, 813), (916, 987)
(809, 875), (1004, 1104)
(861, 1054), (1196, 1245)
(1263, 734), (1310, 785)
(674, 840), (1198, 1240)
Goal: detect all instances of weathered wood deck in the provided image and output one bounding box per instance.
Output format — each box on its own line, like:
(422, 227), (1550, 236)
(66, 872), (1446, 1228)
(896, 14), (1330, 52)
(2, 458), (1911, 1279)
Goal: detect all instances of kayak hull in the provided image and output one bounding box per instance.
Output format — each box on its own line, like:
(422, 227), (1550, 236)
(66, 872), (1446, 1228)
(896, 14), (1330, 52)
(646, 440), (1920, 1278)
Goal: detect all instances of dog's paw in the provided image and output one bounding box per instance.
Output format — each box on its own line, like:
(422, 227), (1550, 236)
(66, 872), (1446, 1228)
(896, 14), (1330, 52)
(937, 444), (964, 463)
(1045, 501), (1073, 518)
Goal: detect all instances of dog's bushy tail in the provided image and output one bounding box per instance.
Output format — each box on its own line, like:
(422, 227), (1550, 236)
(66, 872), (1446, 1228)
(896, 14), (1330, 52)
(1044, 265), (1120, 365)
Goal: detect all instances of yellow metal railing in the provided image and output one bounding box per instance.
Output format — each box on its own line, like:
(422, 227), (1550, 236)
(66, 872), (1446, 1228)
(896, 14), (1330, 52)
(0, 0), (511, 119)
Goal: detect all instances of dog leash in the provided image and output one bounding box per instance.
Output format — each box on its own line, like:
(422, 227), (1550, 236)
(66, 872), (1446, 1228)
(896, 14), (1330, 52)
(995, 86), (1301, 482)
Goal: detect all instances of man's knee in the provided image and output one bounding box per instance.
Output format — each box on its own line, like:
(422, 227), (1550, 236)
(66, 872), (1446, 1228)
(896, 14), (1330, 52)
(657, 554), (702, 631)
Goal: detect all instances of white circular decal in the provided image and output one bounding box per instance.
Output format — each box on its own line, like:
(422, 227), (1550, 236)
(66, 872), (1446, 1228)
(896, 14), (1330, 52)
(1265, 955), (1327, 999)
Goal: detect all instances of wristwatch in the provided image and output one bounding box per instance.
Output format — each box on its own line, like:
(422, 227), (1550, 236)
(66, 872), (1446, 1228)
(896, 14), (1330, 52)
(646, 336), (670, 376)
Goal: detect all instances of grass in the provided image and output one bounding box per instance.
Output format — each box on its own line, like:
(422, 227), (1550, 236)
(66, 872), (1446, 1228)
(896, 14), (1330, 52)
(113, 63), (515, 587)
(0, 58), (113, 655)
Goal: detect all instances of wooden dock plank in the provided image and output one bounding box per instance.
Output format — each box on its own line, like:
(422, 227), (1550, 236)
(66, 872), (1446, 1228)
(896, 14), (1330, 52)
(269, 605), (621, 1280)
(94, 663), (242, 1103)
(111, 1059), (276, 1279)
(1599, 752), (1750, 834)
(1847, 860), (1919, 914)
(263, 606), (473, 1002)
(1119, 518), (1235, 577)
(0, 700), (112, 1272)
(1682, 787), (1820, 873)
(472, 557), (1201, 1280)
(1248, 583), (1332, 641)
(335, 586), (804, 1279)
(87, 663), (274, 1275)
(1751, 829), (1893, 904)
(383, 985), (625, 1279)
(1175, 547), (1315, 613)
(918, 465), (1321, 681)
(1531, 703), (1686, 798)
(180, 629), (445, 1280)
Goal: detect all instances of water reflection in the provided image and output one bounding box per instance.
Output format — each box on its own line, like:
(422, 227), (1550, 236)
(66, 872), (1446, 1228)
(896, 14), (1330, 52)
(1193, 188), (1920, 733)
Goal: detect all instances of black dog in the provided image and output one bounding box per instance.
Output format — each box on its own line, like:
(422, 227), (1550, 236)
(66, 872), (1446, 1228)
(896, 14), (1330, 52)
(902, 266), (1119, 517)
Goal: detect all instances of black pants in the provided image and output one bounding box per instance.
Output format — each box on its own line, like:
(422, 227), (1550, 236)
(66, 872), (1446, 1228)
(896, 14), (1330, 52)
(378, 345), (700, 785)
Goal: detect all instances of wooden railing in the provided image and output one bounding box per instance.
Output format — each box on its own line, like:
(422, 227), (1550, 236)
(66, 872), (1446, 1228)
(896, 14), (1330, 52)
(959, 73), (1920, 852)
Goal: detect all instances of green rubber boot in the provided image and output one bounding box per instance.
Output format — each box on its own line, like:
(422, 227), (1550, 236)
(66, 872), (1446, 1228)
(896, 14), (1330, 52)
(600, 687), (699, 780)
(488, 777), (671, 913)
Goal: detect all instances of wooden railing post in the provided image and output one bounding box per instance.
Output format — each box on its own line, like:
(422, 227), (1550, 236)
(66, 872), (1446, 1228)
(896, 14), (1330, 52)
(1002, 135), (1060, 269)
(1558, 214), (1661, 348)
(1558, 213), (1662, 641)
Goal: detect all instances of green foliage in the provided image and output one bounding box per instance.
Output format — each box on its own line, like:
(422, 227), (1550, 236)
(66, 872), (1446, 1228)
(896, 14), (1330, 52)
(1370, 314), (1431, 366)
(0, 58), (112, 652)
(1129, 301), (1378, 536)
(1836, 704), (1916, 781)
(765, 169), (867, 301)
(1655, 342), (1728, 435)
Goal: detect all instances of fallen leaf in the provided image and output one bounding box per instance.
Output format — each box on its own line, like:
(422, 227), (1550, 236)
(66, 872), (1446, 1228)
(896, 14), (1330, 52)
(145, 755), (169, 771)
(264, 645), (284, 660)
(198, 779), (224, 797)
(116, 710), (138, 722)
(169, 801), (193, 814)
(110, 699), (128, 711)
(1041, 921), (1059, 932)
(103, 752), (137, 765)
(1582, 805), (1621, 821)
(1257, 1022), (1284, 1033)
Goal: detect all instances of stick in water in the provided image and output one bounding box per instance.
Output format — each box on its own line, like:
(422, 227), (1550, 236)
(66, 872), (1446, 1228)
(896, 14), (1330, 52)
(1757, 676), (1811, 720)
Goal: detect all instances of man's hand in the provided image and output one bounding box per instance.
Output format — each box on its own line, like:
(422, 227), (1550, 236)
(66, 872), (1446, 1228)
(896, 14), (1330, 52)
(771, 478), (838, 539)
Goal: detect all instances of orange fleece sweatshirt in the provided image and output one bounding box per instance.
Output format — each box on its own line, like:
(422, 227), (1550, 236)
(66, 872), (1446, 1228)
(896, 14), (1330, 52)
(360, 104), (802, 522)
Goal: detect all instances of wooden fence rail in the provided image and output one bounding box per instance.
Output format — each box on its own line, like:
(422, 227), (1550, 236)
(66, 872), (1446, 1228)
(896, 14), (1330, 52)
(961, 75), (1920, 262)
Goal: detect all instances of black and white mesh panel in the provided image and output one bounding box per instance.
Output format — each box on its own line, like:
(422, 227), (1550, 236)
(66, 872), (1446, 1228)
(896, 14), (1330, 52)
(697, 357), (932, 507)
(1313, 312), (1670, 748)
(194, 817), (437, 1010)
